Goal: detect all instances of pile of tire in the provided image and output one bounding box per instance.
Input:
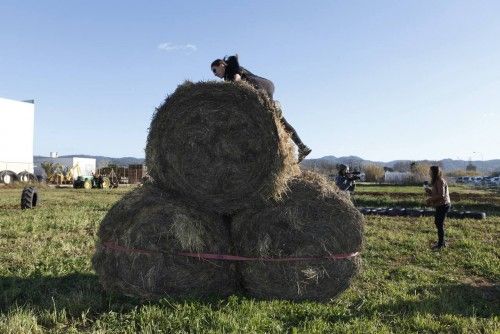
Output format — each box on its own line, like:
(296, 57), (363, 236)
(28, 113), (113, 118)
(0, 170), (37, 185)
(358, 207), (486, 219)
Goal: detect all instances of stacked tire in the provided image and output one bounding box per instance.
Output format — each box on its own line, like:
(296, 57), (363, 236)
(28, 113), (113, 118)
(358, 206), (486, 220)
(0, 170), (17, 185)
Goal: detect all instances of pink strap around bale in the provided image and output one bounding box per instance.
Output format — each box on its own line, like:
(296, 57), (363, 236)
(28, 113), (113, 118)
(102, 241), (359, 262)
(177, 252), (360, 261)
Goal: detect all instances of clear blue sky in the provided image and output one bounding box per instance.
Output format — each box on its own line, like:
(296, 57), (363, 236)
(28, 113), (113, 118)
(1, 0), (499, 161)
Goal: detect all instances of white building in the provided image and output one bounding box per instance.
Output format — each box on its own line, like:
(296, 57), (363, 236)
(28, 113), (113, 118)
(0, 97), (35, 174)
(43, 157), (96, 178)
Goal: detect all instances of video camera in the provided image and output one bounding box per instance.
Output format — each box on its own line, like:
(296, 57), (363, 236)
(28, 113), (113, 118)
(345, 171), (361, 181)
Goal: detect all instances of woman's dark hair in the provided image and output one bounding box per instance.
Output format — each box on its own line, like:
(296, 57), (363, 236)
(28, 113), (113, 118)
(211, 59), (224, 67)
(211, 55), (241, 81)
(430, 165), (442, 185)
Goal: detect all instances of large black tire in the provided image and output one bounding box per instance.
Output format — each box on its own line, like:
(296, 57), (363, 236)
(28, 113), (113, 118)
(379, 208), (389, 216)
(358, 207), (368, 215)
(386, 208), (398, 216)
(21, 186), (38, 209)
(406, 209), (422, 218)
(398, 208), (407, 216)
(0, 170), (18, 184)
(463, 211), (486, 220)
(423, 209), (435, 217)
(17, 171), (37, 183)
(447, 211), (461, 219)
(110, 176), (119, 188)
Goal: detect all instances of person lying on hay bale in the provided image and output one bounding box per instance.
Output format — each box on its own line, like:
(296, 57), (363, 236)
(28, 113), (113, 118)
(211, 54), (312, 162)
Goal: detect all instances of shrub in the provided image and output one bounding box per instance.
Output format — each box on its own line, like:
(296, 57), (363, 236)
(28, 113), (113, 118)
(363, 164), (384, 182)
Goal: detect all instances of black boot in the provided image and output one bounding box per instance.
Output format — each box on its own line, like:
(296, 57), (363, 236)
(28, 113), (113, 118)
(298, 145), (312, 163)
(279, 115), (310, 162)
(431, 242), (446, 251)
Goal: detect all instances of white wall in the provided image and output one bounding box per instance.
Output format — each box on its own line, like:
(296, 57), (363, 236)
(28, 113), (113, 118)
(46, 157), (96, 178)
(0, 97), (35, 173)
(73, 157), (96, 177)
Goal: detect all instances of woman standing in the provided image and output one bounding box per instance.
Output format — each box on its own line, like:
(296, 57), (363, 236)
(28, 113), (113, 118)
(211, 55), (312, 162)
(425, 166), (451, 250)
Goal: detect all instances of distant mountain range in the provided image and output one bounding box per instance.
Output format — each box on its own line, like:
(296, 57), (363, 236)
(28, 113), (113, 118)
(34, 154), (500, 173)
(302, 155), (500, 173)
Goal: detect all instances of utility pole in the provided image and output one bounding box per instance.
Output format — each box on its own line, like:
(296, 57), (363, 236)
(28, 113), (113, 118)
(473, 151), (484, 175)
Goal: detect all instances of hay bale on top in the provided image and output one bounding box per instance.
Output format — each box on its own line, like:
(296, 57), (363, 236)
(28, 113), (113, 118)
(146, 81), (298, 214)
(92, 185), (237, 299)
(232, 171), (364, 301)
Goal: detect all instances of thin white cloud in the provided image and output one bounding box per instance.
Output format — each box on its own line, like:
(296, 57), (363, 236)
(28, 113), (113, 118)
(481, 112), (498, 119)
(158, 42), (197, 52)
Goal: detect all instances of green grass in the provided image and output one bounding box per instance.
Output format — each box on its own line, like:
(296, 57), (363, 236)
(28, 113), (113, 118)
(0, 185), (499, 333)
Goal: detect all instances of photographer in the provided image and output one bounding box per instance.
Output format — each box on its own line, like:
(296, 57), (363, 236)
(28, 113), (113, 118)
(335, 164), (357, 192)
(424, 166), (451, 250)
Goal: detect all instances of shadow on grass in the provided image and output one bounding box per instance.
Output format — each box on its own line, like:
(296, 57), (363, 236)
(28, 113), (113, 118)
(369, 283), (500, 318)
(1, 274), (498, 322)
(1, 273), (104, 315)
(0, 273), (227, 317)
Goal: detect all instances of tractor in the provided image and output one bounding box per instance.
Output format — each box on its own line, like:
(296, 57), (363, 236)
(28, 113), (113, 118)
(73, 175), (111, 189)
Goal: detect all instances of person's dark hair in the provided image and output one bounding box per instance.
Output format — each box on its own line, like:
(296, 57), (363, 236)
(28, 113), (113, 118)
(337, 164), (348, 176)
(211, 59), (224, 68)
(430, 165), (442, 185)
(210, 55), (241, 81)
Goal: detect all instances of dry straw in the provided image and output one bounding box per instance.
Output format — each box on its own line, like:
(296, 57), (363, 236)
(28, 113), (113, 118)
(145, 81), (299, 214)
(92, 185), (237, 299)
(232, 171), (364, 301)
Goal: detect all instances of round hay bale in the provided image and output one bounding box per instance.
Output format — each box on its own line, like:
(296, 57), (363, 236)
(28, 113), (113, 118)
(92, 185), (237, 299)
(232, 171), (364, 301)
(146, 81), (299, 214)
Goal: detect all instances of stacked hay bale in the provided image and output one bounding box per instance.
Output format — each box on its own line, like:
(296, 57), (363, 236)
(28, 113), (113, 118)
(146, 81), (298, 214)
(92, 185), (238, 298)
(93, 81), (363, 301)
(233, 171), (363, 301)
